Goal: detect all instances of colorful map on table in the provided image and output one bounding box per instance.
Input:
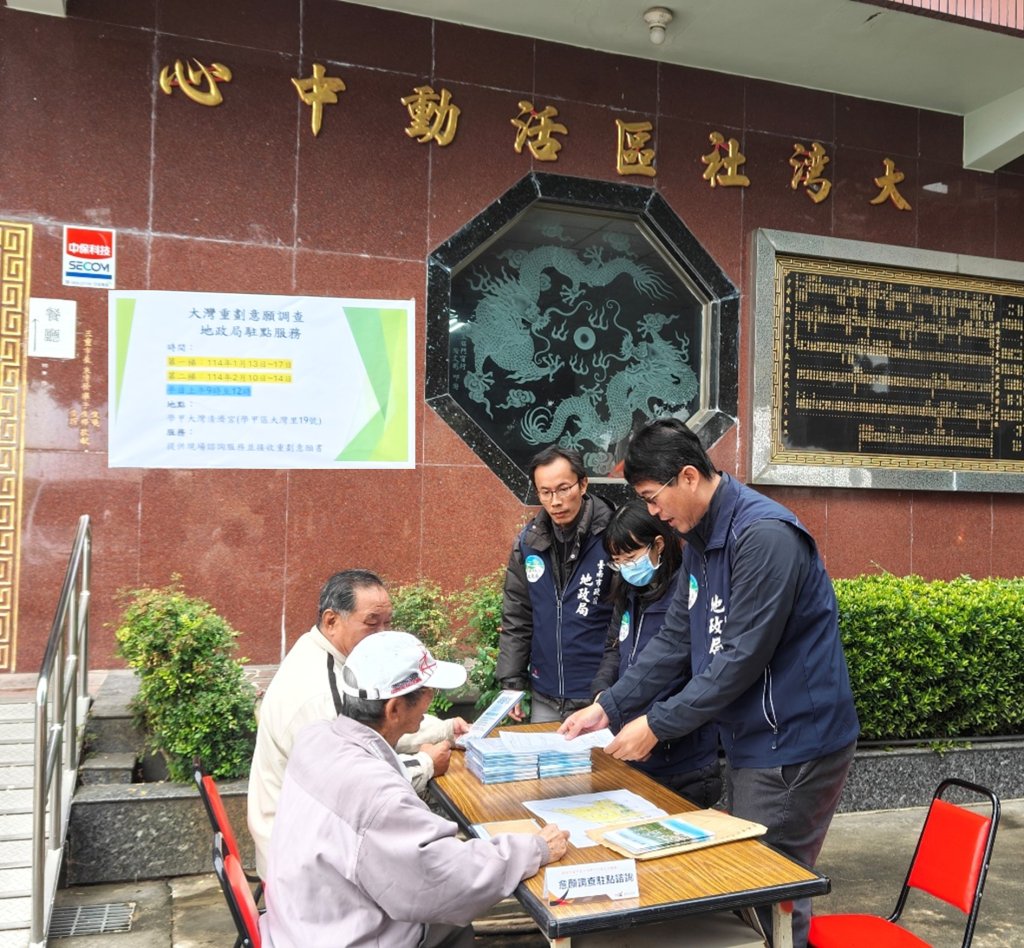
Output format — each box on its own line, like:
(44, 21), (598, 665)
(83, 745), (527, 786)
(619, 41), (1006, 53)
(523, 790), (667, 848)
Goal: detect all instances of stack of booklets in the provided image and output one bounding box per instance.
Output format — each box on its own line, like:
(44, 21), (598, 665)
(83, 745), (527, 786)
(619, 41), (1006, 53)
(537, 745), (592, 778)
(464, 737), (538, 784)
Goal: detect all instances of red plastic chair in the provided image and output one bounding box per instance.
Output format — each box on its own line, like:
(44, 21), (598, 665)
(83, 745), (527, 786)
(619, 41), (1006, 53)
(193, 758), (264, 903)
(213, 832), (262, 948)
(809, 778), (1000, 948)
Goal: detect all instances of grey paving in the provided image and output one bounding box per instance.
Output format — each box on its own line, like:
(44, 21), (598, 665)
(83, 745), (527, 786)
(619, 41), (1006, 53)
(10, 669), (1023, 944)
(39, 798), (1023, 946)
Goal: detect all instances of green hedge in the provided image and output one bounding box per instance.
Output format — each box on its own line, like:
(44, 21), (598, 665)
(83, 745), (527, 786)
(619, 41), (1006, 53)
(395, 571), (1024, 743)
(836, 575), (1024, 741)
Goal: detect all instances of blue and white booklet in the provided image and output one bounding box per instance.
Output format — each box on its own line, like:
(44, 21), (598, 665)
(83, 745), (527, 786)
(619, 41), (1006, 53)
(602, 816), (714, 855)
(455, 690), (524, 747)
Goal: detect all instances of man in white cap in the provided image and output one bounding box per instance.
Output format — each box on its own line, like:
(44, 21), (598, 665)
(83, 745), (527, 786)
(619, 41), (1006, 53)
(248, 569), (471, 878)
(261, 631), (569, 948)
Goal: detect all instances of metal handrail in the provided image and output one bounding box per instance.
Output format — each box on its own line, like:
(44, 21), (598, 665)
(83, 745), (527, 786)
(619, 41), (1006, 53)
(31, 515), (91, 947)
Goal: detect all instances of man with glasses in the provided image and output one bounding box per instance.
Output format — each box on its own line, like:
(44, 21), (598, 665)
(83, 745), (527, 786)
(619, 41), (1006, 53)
(561, 419), (859, 946)
(496, 445), (615, 722)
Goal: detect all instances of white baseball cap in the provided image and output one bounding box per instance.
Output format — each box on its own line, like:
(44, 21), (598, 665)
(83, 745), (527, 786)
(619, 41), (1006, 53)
(340, 631), (467, 700)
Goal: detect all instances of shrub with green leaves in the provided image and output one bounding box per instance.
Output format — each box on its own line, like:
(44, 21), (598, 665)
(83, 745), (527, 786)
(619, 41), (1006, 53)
(388, 571), (530, 717)
(836, 574), (1024, 741)
(450, 568), (505, 709)
(388, 578), (463, 713)
(449, 568), (532, 719)
(114, 579), (257, 781)
(389, 578), (459, 662)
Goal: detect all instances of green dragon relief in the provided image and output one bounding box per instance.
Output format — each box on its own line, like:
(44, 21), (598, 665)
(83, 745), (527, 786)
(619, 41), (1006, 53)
(456, 242), (701, 475)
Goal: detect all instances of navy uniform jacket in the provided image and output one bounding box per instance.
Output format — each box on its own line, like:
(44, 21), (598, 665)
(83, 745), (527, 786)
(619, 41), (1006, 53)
(600, 474), (859, 768)
(497, 494), (615, 700)
(595, 570), (718, 780)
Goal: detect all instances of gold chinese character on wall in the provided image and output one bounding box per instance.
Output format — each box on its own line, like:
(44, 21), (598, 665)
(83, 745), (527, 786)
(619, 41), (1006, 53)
(615, 119), (656, 176)
(701, 132), (749, 188)
(401, 86), (460, 146)
(790, 142), (831, 203)
(511, 101), (567, 162)
(159, 59), (232, 106)
(871, 157), (912, 210)
(292, 63), (346, 137)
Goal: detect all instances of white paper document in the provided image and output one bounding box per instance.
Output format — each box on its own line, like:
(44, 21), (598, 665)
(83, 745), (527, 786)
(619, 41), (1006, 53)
(522, 789), (667, 848)
(496, 728), (614, 754)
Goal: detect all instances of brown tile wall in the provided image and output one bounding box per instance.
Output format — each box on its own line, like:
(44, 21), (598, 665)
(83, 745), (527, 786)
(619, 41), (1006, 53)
(3, 0), (1023, 669)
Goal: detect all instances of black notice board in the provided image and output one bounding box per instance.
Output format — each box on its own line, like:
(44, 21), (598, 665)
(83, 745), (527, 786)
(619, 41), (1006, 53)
(773, 255), (1024, 472)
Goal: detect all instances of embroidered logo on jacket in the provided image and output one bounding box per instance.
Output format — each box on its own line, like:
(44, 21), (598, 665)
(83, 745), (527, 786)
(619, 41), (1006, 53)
(708, 593), (726, 655)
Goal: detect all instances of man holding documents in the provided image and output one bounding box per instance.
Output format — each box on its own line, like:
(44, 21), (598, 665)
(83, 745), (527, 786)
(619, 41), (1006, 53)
(262, 631), (569, 948)
(561, 418), (859, 947)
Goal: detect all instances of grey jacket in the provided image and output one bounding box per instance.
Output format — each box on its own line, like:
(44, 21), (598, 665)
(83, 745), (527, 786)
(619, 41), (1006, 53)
(261, 715), (549, 948)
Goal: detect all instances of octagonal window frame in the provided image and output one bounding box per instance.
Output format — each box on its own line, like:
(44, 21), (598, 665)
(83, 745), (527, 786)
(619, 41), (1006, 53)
(426, 172), (738, 503)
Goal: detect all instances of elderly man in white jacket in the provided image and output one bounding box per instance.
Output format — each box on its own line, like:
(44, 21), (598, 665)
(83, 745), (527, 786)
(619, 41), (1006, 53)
(247, 569), (471, 878)
(261, 631), (569, 948)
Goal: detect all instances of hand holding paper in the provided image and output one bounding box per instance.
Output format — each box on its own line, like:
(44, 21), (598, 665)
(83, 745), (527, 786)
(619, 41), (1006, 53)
(559, 702), (610, 739)
(604, 715), (658, 762)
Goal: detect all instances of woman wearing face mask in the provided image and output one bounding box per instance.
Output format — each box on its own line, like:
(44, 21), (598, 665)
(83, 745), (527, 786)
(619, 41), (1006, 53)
(591, 500), (722, 807)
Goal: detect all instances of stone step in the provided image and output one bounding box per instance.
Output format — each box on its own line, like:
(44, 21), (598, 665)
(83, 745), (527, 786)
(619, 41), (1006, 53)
(79, 752), (135, 786)
(0, 706), (32, 724)
(0, 814), (30, 842)
(0, 747), (31, 768)
(0, 768), (31, 791)
(0, 895), (30, 931)
(0, 868), (29, 900)
(66, 778), (252, 885)
(0, 839), (30, 870)
(0, 790), (31, 816)
(86, 672), (144, 755)
(0, 723), (32, 745)
(0, 927), (28, 948)
(85, 716), (144, 756)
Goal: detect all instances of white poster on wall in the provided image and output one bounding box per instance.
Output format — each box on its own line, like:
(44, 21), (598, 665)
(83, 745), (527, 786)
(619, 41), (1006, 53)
(108, 290), (414, 469)
(28, 297), (77, 359)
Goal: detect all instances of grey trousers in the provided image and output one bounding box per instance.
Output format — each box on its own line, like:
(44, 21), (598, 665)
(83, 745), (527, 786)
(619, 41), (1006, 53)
(530, 690), (592, 723)
(727, 740), (856, 948)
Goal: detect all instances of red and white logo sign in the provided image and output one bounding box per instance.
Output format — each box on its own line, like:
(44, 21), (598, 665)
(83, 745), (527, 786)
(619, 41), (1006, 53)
(63, 226), (116, 289)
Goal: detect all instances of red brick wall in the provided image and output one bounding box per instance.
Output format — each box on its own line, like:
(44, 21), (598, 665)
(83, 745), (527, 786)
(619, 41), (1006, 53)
(3, 0), (1023, 669)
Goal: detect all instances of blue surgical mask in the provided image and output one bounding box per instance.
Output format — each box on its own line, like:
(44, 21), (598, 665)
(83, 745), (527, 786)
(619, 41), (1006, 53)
(619, 550), (659, 587)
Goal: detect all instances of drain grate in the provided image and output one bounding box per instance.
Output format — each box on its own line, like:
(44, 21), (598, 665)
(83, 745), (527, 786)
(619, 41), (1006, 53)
(49, 902), (135, 938)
